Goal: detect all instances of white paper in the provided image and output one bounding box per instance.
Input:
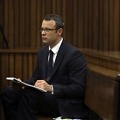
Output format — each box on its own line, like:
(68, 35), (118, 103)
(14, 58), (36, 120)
(6, 77), (47, 92)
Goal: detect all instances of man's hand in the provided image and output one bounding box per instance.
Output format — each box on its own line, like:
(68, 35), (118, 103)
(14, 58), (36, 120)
(35, 80), (53, 92)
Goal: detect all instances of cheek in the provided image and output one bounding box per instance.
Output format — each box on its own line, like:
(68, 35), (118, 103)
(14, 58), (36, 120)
(49, 34), (57, 40)
(43, 36), (55, 44)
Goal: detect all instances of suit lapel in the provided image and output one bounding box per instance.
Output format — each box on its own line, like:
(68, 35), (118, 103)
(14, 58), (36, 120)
(52, 51), (64, 75)
(50, 42), (65, 80)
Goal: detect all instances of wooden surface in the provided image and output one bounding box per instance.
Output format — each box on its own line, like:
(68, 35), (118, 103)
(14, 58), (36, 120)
(82, 49), (120, 71)
(0, 0), (120, 50)
(0, 49), (38, 89)
(85, 65), (119, 120)
(83, 49), (120, 120)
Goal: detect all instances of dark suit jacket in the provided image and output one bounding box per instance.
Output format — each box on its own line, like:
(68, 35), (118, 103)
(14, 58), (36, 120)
(27, 40), (89, 118)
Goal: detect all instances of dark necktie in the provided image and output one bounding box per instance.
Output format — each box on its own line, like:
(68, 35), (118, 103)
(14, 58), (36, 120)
(47, 50), (54, 79)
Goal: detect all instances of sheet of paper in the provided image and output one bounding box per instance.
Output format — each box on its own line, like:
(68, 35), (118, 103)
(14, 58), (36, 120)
(6, 77), (47, 92)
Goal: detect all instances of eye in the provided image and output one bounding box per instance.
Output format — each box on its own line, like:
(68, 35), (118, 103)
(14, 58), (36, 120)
(40, 28), (56, 32)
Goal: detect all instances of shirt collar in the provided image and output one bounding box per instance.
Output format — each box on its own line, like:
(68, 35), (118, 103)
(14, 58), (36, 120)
(49, 38), (63, 54)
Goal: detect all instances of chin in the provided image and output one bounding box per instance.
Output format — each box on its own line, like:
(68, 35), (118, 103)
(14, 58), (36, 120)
(43, 40), (49, 45)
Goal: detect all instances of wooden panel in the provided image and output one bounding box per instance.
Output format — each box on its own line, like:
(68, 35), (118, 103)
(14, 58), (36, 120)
(19, 0), (26, 48)
(25, 0), (30, 47)
(72, 0), (78, 46)
(22, 54), (28, 80)
(0, 0), (4, 48)
(0, 49), (38, 89)
(4, 0), (8, 42)
(83, 0), (88, 48)
(2, 0), (120, 50)
(65, 0), (73, 44)
(1, 54), (9, 88)
(103, 0), (109, 50)
(30, 0), (37, 47)
(14, 0), (19, 48)
(109, 0), (114, 50)
(82, 49), (120, 119)
(113, 0), (119, 50)
(8, 0), (14, 48)
(92, 0), (99, 49)
(9, 54), (15, 77)
(82, 49), (120, 71)
(77, 0), (84, 48)
(85, 65), (119, 120)
(0, 0), (4, 25)
(87, 0), (93, 49)
(99, 0), (104, 50)
(36, 0), (41, 48)
(14, 53), (23, 78)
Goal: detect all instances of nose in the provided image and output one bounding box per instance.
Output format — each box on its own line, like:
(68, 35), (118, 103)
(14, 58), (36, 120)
(41, 30), (46, 35)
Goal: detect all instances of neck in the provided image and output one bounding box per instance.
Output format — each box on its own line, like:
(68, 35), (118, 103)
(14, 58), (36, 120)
(49, 37), (62, 48)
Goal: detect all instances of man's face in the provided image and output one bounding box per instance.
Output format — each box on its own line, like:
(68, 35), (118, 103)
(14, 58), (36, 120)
(41, 20), (61, 48)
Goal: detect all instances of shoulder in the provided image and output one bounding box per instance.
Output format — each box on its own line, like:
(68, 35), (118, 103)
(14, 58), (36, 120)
(37, 45), (49, 56)
(61, 41), (83, 55)
(61, 41), (87, 61)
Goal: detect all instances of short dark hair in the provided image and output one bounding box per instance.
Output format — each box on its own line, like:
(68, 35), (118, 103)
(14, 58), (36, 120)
(43, 14), (64, 29)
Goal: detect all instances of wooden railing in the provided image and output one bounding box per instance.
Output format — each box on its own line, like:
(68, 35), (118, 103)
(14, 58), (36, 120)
(82, 49), (120, 120)
(0, 49), (38, 89)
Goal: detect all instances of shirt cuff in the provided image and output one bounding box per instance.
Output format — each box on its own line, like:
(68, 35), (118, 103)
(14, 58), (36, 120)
(51, 85), (54, 94)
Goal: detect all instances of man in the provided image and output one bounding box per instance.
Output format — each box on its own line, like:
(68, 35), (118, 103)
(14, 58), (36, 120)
(1, 14), (89, 120)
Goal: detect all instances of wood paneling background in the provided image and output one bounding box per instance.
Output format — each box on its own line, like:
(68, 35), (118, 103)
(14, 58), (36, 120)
(0, 49), (37, 89)
(0, 0), (119, 50)
(0, 0), (4, 48)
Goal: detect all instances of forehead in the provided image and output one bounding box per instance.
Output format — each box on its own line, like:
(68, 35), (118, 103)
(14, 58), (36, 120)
(41, 20), (56, 28)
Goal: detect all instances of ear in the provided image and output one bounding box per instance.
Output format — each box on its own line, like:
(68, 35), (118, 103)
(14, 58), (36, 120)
(57, 28), (63, 35)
